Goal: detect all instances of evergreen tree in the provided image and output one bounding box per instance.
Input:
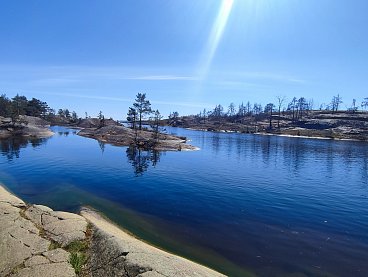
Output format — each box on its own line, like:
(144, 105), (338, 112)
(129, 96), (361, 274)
(0, 94), (12, 117)
(132, 93), (152, 130)
(127, 107), (137, 129)
(26, 98), (48, 117)
(12, 94), (28, 117)
(71, 111), (78, 122)
(150, 109), (163, 142)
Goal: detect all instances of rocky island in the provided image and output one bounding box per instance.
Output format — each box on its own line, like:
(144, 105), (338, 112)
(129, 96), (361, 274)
(77, 124), (198, 151)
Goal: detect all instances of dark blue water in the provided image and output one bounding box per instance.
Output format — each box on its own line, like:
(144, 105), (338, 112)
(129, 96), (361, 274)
(1, 126), (368, 276)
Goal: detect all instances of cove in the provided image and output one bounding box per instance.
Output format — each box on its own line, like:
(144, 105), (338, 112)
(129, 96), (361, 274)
(1, 126), (368, 276)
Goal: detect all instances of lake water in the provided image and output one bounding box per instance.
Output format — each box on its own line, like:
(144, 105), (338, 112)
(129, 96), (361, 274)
(1, 126), (368, 276)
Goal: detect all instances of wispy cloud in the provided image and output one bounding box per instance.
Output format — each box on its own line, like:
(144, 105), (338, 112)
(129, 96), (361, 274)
(0, 65), (199, 83)
(32, 91), (212, 109)
(31, 91), (133, 103)
(151, 99), (213, 108)
(238, 71), (306, 84)
(214, 80), (271, 89)
(124, 75), (198, 81)
(29, 78), (80, 86)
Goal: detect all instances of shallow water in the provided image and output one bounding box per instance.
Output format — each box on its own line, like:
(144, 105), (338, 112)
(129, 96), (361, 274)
(1, 126), (368, 276)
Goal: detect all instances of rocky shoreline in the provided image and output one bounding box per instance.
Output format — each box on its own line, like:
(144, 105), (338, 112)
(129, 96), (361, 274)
(0, 116), (54, 139)
(168, 111), (368, 141)
(0, 185), (223, 277)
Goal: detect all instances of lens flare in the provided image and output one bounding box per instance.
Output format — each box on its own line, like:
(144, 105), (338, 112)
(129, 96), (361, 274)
(198, 0), (234, 79)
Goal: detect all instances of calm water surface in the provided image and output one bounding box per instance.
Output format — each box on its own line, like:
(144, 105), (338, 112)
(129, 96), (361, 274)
(1, 126), (368, 276)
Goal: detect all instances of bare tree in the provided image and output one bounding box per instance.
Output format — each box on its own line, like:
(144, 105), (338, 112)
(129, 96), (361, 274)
(246, 101), (252, 116)
(361, 98), (368, 111)
(202, 108), (207, 123)
(211, 104), (224, 119)
(264, 103), (275, 130)
(288, 97), (298, 122)
(228, 102), (236, 117)
(237, 102), (245, 117)
(331, 94), (343, 113)
(253, 103), (262, 115)
(348, 99), (358, 113)
(297, 97), (308, 120)
(228, 102), (236, 122)
(276, 96), (286, 129)
(307, 99), (314, 112)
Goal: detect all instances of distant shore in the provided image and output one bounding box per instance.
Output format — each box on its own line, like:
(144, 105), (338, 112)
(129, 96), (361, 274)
(167, 111), (368, 142)
(184, 126), (364, 142)
(253, 132), (364, 142)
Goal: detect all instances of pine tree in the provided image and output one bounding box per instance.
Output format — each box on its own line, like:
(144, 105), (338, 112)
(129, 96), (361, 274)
(132, 93), (152, 130)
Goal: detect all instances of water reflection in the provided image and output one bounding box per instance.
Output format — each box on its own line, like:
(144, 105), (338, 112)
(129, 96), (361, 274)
(0, 136), (48, 161)
(2, 127), (368, 276)
(196, 130), (368, 184)
(98, 141), (106, 154)
(57, 131), (70, 136)
(126, 146), (161, 176)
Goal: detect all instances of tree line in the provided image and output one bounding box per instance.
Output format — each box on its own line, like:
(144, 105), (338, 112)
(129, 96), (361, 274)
(0, 93), (83, 124)
(2, 92), (368, 130)
(190, 94), (368, 130)
(0, 94), (50, 119)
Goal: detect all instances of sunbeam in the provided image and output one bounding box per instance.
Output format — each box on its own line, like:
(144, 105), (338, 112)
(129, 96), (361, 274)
(198, 0), (234, 79)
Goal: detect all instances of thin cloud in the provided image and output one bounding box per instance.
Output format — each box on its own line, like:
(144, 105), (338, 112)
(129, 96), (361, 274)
(151, 99), (214, 108)
(215, 80), (271, 89)
(32, 91), (133, 103)
(239, 71), (306, 84)
(0, 65), (198, 82)
(32, 91), (212, 109)
(29, 78), (80, 86)
(125, 75), (198, 81)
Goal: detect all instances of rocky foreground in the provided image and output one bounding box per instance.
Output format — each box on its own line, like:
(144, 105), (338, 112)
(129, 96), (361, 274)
(78, 125), (198, 151)
(0, 185), (223, 277)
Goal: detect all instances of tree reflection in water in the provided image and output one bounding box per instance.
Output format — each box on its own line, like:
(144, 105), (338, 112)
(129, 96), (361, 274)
(0, 136), (48, 161)
(98, 140), (106, 154)
(57, 131), (70, 136)
(126, 146), (161, 176)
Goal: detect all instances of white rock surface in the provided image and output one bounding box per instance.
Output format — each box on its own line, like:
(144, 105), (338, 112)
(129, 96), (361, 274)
(0, 185), (79, 277)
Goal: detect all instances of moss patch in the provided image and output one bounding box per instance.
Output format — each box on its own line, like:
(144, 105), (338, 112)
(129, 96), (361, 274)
(48, 240), (62, 250)
(66, 240), (89, 253)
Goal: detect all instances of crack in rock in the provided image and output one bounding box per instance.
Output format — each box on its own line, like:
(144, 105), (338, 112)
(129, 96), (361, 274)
(8, 232), (31, 248)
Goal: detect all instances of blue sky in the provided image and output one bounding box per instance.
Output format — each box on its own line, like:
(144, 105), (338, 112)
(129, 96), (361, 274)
(0, 0), (367, 118)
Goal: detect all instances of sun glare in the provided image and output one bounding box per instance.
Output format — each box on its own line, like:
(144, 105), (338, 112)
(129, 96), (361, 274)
(198, 0), (234, 78)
